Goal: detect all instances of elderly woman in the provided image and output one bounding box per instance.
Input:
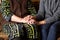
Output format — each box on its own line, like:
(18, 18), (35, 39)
(0, 0), (38, 40)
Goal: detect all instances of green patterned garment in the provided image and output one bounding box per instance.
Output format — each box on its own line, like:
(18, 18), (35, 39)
(0, 0), (38, 40)
(1, 0), (13, 21)
(27, 0), (37, 16)
(3, 23), (39, 40)
(3, 23), (21, 40)
(0, 0), (36, 21)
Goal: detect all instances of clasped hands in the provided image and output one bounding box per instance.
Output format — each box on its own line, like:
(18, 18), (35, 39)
(21, 15), (36, 24)
(21, 15), (46, 25)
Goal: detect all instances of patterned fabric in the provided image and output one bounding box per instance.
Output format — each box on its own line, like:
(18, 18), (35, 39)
(0, 0), (37, 40)
(0, 0), (36, 21)
(1, 0), (13, 21)
(23, 24), (38, 39)
(27, 0), (36, 16)
(3, 23), (21, 40)
(2, 23), (38, 40)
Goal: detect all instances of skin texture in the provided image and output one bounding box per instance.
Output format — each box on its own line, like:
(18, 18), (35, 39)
(25, 15), (46, 25)
(1, 0), (36, 24)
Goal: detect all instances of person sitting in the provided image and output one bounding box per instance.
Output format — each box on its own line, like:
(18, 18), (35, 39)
(28, 0), (60, 40)
(0, 0), (37, 40)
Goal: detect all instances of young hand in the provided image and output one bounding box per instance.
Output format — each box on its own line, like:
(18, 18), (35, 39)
(38, 20), (46, 25)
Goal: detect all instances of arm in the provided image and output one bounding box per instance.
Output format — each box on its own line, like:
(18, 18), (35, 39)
(44, 6), (60, 24)
(11, 15), (26, 23)
(25, 0), (45, 24)
(28, 0), (60, 25)
(38, 3), (60, 24)
(35, 0), (45, 21)
(0, 0), (28, 23)
(27, 0), (45, 21)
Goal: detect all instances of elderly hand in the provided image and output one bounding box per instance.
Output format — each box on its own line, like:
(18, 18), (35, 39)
(24, 15), (34, 21)
(21, 15), (33, 23)
(27, 19), (36, 24)
(22, 15), (38, 24)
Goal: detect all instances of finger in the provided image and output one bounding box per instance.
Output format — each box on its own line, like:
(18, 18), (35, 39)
(29, 21), (35, 24)
(27, 15), (33, 19)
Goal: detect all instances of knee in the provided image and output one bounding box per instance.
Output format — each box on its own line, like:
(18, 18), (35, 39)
(50, 21), (60, 30)
(50, 25), (56, 30)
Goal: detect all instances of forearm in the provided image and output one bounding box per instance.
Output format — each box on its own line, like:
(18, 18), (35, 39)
(35, 0), (45, 21)
(11, 15), (23, 23)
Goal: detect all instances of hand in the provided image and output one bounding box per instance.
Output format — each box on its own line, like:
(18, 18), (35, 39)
(24, 15), (34, 21)
(27, 19), (36, 24)
(38, 20), (46, 25)
(21, 18), (29, 23)
(20, 15), (34, 24)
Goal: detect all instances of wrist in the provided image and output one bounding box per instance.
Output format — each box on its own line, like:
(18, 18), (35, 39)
(39, 20), (46, 25)
(19, 18), (24, 23)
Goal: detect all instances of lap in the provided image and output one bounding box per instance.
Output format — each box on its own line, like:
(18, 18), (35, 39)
(51, 21), (60, 26)
(41, 21), (60, 29)
(2, 23), (39, 40)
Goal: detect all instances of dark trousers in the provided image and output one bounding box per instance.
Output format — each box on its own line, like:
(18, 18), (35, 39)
(41, 21), (60, 40)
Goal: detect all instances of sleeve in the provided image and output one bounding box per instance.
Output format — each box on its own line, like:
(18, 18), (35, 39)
(0, 0), (13, 21)
(27, 0), (37, 16)
(45, 4), (60, 24)
(36, 0), (45, 20)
